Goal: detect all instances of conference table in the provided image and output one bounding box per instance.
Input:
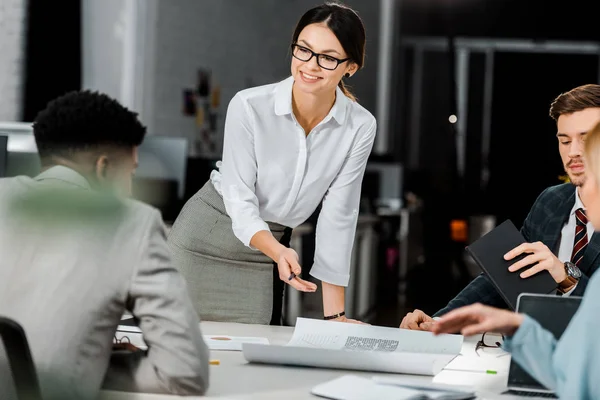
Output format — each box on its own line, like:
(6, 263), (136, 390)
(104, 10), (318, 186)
(100, 321), (548, 400)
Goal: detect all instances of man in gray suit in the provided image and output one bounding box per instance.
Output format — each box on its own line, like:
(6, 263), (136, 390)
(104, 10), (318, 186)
(0, 91), (209, 400)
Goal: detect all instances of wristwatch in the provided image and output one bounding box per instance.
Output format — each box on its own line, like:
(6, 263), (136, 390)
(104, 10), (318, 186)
(558, 261), (582, 292)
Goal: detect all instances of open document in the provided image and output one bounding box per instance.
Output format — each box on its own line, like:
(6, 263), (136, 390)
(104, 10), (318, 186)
(242, 318), (462, 375)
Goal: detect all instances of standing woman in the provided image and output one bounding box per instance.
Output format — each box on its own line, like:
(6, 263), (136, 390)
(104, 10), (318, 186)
(168, 2), (376, 325)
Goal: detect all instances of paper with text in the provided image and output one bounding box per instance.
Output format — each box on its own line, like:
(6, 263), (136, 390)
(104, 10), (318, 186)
(287, 318), (462, 354)
(243, 318), (463, 376)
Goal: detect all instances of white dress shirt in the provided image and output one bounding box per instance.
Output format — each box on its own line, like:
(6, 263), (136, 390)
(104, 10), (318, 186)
(556, 188), (594, 295)
(210, 76), (376, 286)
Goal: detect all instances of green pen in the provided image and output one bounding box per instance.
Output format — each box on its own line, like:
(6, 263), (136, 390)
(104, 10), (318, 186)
(445, 368), (498, 374)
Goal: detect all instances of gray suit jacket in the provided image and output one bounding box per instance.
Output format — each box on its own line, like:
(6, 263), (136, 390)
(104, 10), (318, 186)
(0, 166), (209, 400)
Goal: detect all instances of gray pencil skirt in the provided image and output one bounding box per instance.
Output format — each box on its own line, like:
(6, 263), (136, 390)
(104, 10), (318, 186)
(167, 181), (288, 325)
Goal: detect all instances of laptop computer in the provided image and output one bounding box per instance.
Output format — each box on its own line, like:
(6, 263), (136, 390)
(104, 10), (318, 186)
(503, 293), (582, 398)
(465, 220), (557, 310)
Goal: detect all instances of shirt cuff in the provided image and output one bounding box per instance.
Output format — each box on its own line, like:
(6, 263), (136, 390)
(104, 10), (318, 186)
(561, 282), (578, 296)
(235, 220), (270, 249)
(310, 267), (350, 287)
(502, 314), (536, 352)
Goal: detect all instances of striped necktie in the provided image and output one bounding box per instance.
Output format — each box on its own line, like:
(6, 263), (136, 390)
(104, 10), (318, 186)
(570, 208), (588, 266)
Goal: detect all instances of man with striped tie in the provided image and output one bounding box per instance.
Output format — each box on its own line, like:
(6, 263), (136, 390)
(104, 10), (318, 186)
(401, 84), (600, 330)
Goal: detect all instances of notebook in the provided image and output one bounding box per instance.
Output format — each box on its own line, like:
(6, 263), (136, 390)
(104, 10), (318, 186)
(465, 220), (557, 310)
(311, 375), (475, 400)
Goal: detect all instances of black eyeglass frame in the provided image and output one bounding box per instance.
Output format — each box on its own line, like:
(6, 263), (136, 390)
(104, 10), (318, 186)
(291, 43), (351, 71)
(114, 334), (131, 344)
(475, 332), (505, 356)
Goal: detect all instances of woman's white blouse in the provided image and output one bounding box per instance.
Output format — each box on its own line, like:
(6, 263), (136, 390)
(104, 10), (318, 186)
(211, 76), (376, 286)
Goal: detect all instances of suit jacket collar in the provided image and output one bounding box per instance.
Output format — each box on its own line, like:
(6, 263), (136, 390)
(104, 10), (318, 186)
(546, 187), (576, 253)
(546, 184), (600, 275)
(34, 166), (92, 191)
(574, 187), (600, 274)
(582, 234), (600, 275)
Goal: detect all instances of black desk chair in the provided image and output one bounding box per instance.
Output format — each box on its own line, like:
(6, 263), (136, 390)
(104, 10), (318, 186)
(0, 317), (43, 400)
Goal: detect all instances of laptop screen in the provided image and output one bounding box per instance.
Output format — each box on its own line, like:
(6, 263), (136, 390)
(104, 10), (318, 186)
(508, 293), (582, 391)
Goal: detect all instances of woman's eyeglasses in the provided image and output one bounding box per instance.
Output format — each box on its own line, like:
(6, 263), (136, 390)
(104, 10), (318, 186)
(291, 44), (350, 71)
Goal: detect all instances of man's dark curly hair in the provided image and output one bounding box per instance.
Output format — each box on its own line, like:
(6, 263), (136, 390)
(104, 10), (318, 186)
(33, 90), (146, 162)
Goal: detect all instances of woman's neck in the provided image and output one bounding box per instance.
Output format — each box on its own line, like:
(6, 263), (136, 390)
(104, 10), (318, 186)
(291, 84), (336, 135)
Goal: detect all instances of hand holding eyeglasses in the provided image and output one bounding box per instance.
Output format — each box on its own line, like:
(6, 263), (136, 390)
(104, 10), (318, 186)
(431, 303), (525, 337)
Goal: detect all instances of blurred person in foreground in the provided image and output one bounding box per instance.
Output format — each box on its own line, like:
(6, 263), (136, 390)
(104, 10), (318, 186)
(432, 120), (600, 399)
(0, 91), (209, 400)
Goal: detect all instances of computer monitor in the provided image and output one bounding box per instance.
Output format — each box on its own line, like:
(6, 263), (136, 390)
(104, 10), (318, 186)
(0, 135), (7, 178)
(0, 122), (41, 178)
(505, 293), (582, 397)
(365, 162), (403, 212)
(132, 136), (189, 221)
(0, 123), (189, 221)
(134, 136), (188, 199)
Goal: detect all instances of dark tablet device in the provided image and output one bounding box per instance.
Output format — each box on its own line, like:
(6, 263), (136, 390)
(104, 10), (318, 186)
(465, 220), (557, 310)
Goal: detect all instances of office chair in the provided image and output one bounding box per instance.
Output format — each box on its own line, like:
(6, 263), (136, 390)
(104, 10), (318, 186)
(0, 135), (7, 178)
(0, 317), (43, 400)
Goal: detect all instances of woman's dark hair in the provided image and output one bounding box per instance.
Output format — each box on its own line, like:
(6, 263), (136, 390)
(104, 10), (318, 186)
(291, 2), (366, 101)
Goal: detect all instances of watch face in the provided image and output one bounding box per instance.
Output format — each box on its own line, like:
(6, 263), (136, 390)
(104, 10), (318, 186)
(567, 262), (583, 279)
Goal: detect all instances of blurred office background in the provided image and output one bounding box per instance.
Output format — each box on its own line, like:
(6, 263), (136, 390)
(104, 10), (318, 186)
(1, 0), (599, 326)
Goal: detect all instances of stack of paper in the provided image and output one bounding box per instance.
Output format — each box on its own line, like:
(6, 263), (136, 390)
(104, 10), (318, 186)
(311, 375), (476, 400)
(242, 318), (463, 375)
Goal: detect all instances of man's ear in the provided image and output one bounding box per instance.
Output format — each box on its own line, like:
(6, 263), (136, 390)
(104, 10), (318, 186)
(95, 155), (109, 182)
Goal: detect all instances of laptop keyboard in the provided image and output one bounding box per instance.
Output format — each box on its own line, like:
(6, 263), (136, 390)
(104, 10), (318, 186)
(504, 389), (557, 398)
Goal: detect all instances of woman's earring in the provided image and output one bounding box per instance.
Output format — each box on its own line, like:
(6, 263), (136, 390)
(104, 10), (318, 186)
(345, 73), (350, 78)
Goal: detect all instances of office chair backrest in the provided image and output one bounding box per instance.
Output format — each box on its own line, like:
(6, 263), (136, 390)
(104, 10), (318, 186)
(0, 317), (43, 400)
(0, 135), (7, 178)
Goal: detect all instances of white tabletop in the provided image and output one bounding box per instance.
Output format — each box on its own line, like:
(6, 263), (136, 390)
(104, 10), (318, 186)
(100, 321), (545, 400)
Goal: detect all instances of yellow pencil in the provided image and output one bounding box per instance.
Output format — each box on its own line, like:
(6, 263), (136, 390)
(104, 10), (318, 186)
(209, 359), (220, 365)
